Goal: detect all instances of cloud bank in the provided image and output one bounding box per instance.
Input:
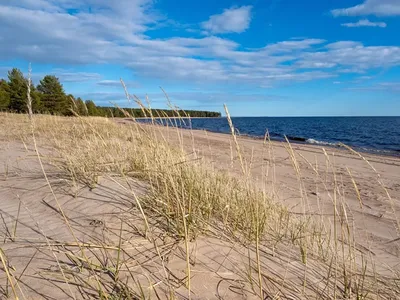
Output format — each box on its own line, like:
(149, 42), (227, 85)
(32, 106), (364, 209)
(332, 0), (400, 17)
(0, 1), (400, 88)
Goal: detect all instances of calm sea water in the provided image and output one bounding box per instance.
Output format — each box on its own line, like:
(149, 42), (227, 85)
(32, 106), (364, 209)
(141, 117), (400, 156)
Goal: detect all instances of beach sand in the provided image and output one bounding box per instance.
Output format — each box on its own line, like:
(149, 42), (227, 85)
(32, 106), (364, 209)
(1, 116), (399, 299)
(116, 119), (400, 272)
(0, 139), (263, 299)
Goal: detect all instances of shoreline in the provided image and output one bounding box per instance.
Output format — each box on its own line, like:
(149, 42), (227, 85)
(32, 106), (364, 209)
(118, 117), (400, 160)
(190, 126), (400, 165)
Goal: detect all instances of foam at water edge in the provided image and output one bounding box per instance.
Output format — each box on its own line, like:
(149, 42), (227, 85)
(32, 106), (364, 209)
(306, 138), (338, 146)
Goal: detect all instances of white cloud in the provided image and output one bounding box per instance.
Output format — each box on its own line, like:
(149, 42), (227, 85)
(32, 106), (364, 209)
(341, 19), (387, 27)
(97, 80), (122, 87)
(348, 82), (400, 92)
(201, 6), (252, 34)
(263, 39), (325, 53)
(1, 1), (400, 90)
(332, 0), (400, 17)
(97, 80), (141, 88)
(78, 92), (126, 103)
(325, 41), (363, 49)
(2, 0), (60, 11)
(2, 67), (101, 84)
(296, 61), (337, 69)
(54, 71), (102, 82)
(300, 43), (400, 71)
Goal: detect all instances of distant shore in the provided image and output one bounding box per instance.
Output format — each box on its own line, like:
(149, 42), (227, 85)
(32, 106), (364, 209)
(132, 116), (221, 119)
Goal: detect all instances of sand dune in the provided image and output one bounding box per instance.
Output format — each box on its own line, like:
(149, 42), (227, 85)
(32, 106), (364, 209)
(0, 115), (399, 299)
(0, 141), (260, 299)
(119, 120), (400, 275)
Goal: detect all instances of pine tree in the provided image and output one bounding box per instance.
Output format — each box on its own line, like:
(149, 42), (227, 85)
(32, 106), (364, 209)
(30, 85), (42, 113)
(37, 75), (68, 115)
(0, 79), (11, 111)
(85, 100), (98, 116)
(75, 97), (87, 116)
(7, 68), (28, 113)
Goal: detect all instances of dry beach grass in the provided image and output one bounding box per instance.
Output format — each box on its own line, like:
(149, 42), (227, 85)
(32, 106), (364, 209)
(0, 101), (400, 299)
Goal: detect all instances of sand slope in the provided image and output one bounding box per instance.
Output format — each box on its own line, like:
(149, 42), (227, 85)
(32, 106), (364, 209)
(0, 141), (262, 299)
(1, 117), (399, 299)
(122, 121), (400, 276)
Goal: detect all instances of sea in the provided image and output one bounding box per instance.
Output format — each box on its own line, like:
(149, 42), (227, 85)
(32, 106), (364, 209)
(139, 117), (400, 156)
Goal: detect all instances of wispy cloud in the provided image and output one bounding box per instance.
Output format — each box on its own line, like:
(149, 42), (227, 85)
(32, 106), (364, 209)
(77, 90), (285, 109)
(54, 71), (102, 82)
(341, 19), (387, 28)
(97, 80), (141, 88)
(325, 41), (363, 49)
(263, 39), (325, 53)
(332, 0), (400, 17)
(26, 69), (102, 84)
(299, 42), (400, 71)
(348, 82), (400, 92)
(1, 2), (400, 89)
(97, 80), (123, 87)
(141, 91), (285, 104)
(77, 92), (126, 103)
(201, 6), (252, 34)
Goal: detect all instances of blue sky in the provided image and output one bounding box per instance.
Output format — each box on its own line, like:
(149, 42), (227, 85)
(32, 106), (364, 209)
(0, 0), (400, 116)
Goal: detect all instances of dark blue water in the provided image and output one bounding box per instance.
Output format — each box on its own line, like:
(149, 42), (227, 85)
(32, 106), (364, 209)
(141, 117), (400, 156)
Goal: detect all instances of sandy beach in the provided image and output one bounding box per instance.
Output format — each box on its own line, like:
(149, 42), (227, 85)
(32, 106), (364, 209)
(1, 114), (399, 299)
(121, 119), (400, 267)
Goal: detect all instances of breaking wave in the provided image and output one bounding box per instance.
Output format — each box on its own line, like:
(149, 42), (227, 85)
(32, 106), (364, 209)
(306, 138), (339, 146)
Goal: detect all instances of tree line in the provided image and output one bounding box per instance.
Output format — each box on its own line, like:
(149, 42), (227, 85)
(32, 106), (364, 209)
(0, 68), (221, 118)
